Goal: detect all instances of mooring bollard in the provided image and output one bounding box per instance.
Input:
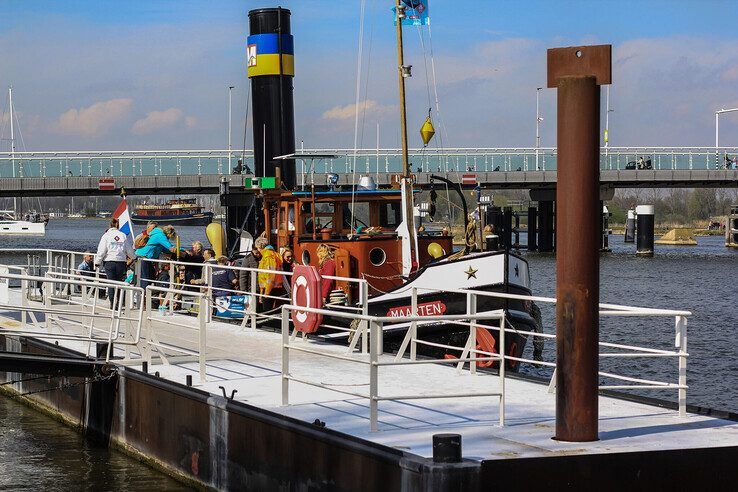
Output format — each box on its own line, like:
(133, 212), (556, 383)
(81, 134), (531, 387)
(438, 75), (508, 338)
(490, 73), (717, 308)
(636, 205), (655, 257)
(186, 374), (193, 386)
(141, 361), (148, 373)
(624, 209), (636, 243)
(432, 433), (462, 463)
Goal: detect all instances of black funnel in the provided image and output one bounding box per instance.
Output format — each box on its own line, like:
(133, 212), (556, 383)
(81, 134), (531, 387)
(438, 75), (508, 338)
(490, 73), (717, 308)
(248, 7), (296, 189)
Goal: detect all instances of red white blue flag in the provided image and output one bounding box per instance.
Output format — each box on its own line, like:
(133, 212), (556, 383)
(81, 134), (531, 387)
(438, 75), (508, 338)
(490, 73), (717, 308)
(113, 199), (133, 242)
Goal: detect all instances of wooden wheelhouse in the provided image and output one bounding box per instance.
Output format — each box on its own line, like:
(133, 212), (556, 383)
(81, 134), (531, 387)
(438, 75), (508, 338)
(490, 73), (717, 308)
(261, 188), (453, 299)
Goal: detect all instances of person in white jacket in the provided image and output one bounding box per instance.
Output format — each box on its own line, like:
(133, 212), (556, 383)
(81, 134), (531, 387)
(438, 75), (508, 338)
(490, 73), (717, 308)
(96, 218), (135, 309)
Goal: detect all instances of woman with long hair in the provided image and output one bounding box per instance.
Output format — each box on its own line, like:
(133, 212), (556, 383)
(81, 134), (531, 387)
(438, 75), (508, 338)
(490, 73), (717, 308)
(316, 244), (336, 302)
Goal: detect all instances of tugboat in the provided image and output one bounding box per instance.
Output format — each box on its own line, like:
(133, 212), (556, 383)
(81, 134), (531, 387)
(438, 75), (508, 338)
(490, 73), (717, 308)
(226, 5), (540, 367)
(132, 198), (214, 226)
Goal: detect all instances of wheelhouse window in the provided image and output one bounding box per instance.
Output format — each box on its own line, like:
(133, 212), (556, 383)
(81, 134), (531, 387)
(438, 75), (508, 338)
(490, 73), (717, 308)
(342, 202), (370, 231)
(379, 202), (401, 228)
(301, 201), (335, 234)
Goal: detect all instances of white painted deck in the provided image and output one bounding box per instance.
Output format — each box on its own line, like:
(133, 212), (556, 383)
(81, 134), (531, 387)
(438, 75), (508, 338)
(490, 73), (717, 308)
(2, 293), (738, 462)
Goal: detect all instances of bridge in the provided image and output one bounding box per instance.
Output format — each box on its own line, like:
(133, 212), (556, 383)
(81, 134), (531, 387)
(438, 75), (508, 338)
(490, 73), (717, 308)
(0, 147), (736, 196)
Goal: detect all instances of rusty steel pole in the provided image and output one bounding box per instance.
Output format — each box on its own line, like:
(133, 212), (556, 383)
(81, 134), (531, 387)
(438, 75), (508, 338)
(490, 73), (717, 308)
(547, 45), (611, 442)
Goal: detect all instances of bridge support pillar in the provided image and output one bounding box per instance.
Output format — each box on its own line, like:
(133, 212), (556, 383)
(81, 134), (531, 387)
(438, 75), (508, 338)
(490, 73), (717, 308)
(538, 200), (555, 252)
(502, 207), (513, 250)
(527, 206), (538, 252)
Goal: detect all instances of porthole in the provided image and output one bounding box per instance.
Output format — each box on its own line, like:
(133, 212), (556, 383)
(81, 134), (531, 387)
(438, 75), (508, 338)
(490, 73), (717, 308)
(369, 247), (386, 267)
(302, 250), (311, 265)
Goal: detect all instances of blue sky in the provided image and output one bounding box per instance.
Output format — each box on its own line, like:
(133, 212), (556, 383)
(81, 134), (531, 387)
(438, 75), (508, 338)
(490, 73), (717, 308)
(1, 0), (738, 151)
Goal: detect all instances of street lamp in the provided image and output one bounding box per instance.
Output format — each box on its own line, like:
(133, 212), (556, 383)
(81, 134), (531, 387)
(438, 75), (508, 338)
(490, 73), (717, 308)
(536, 87), (543, 170)
(715, 107), (738, 168)
(605, 85), (613, 164)
(228, 86), (235, 174)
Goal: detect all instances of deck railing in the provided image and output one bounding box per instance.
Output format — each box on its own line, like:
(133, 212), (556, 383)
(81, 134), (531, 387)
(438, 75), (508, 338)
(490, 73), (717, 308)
(0, 247), (691, 430)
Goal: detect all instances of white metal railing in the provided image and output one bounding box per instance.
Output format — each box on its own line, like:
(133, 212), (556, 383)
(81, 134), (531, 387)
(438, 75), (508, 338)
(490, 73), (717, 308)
(403, 286), (690, 416)
(2, 146), (737, 177)
(0, 267), (144, 361)
(279, 286), (690, 432)
(1, 248), (692, 423)
(137, 256), (371, 351)
(142, 283), (209, 382)
(280, 303), (507, 432)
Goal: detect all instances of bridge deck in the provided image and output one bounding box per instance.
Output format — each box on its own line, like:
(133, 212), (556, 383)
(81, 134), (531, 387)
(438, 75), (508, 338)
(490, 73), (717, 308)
(1, 169), (737, 197)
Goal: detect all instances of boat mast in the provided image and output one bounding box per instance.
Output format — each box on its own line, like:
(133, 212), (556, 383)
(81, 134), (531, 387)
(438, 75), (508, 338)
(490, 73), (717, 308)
(395, 0), (410, 178)
(8, 86), (18, 217)
(394, 1), (418, 274)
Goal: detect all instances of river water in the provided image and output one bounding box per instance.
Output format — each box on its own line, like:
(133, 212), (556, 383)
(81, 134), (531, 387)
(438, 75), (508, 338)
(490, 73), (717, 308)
(0, 218), (736, 488)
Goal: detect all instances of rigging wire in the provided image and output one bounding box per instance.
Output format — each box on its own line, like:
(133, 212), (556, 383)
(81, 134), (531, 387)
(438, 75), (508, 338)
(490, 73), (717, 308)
(241, 81), (252, 169)
(358, 0), (375, 171)
(349, 0), (368, 233)
(0, 91), (9, 146)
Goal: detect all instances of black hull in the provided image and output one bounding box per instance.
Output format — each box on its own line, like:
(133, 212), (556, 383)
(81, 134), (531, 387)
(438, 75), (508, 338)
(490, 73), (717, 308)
(317, 283), (538, 371)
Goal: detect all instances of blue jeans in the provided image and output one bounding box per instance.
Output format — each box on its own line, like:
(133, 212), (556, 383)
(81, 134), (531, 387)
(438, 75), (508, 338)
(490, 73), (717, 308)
(103, 261), (126, 309)
(140, 260), (155, 294)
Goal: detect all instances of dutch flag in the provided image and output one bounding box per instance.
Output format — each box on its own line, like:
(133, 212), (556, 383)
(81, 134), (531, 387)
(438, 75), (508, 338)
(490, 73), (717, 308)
(113, 199), (133, 243)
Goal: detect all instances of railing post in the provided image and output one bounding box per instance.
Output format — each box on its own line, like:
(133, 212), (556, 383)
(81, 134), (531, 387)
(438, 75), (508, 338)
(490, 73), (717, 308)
(361, 280), (368, 354)
(467, 292), (477, 375)
(281, 306), (290, 406)
(205, 263), (213, 323)
(369, 319), (380, 432)
(499, 312), (506, 426)
(20, 269), (28, 329)
(198, 295), (207, 383)
(44, 274), (51, 332)
(410, 287), (418, 361)
(250, 265), (258, 331)
(168, 260), (175, 314)
(145, 286), (153, 364)
(676, 315), (688, 417)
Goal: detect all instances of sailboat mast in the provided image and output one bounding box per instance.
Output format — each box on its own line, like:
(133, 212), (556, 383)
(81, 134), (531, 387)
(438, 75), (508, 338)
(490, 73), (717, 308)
(8, 86), (18, 217)
(395, 0), (410, 178)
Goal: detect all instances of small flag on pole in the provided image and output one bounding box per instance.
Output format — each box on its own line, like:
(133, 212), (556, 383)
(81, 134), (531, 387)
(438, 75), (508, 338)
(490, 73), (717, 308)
(113, 199), (133, 243)
(393, 0), (429, 26)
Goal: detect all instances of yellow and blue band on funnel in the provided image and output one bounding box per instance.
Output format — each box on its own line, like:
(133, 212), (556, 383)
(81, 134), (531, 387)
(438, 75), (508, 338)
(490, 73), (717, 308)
(246, 33), (294, 77)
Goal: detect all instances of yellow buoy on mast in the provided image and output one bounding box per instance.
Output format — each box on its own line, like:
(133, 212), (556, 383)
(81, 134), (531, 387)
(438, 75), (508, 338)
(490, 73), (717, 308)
(419, 108), (435, 146)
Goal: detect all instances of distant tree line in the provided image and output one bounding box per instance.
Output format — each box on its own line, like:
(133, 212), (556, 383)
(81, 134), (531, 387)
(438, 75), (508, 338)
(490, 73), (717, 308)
(609, 188), (737, 225)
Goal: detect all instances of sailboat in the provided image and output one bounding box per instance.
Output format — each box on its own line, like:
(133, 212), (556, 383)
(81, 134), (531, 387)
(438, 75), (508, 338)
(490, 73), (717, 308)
(0, 87), (45, 236)
(243, 2), (539, 366)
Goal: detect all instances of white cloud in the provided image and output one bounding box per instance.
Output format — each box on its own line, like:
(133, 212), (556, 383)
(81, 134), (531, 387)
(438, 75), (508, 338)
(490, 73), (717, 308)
(184, 115), (198, 128)
(53, 98), (133, 137)
(322, 100), (396, 121)
(131, 108), (188, 135)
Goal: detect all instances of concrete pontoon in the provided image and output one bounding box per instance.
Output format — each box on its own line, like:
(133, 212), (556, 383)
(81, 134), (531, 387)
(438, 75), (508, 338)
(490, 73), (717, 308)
(1, 253), (737, 489)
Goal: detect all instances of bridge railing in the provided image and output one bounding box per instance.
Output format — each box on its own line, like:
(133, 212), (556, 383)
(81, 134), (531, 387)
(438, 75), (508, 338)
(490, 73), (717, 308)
(2, 147), (738, 178)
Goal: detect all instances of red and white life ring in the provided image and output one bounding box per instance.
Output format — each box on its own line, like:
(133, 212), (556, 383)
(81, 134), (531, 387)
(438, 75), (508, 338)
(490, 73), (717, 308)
(291, 265), (323, 333)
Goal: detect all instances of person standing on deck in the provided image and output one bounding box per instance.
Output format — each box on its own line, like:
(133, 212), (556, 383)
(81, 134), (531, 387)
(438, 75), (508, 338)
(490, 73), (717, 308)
(238, 243), (261, 293)
(281, 248), (295, 293)
(96, 218), (135, 309)
(181, 240), (205, 282)
(135, 222), (179, 293)
(255, 237), (282, 307)
(76, 251), (96, 294)
(316, 244), (336, 303)
(211, 256), (238, 298)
